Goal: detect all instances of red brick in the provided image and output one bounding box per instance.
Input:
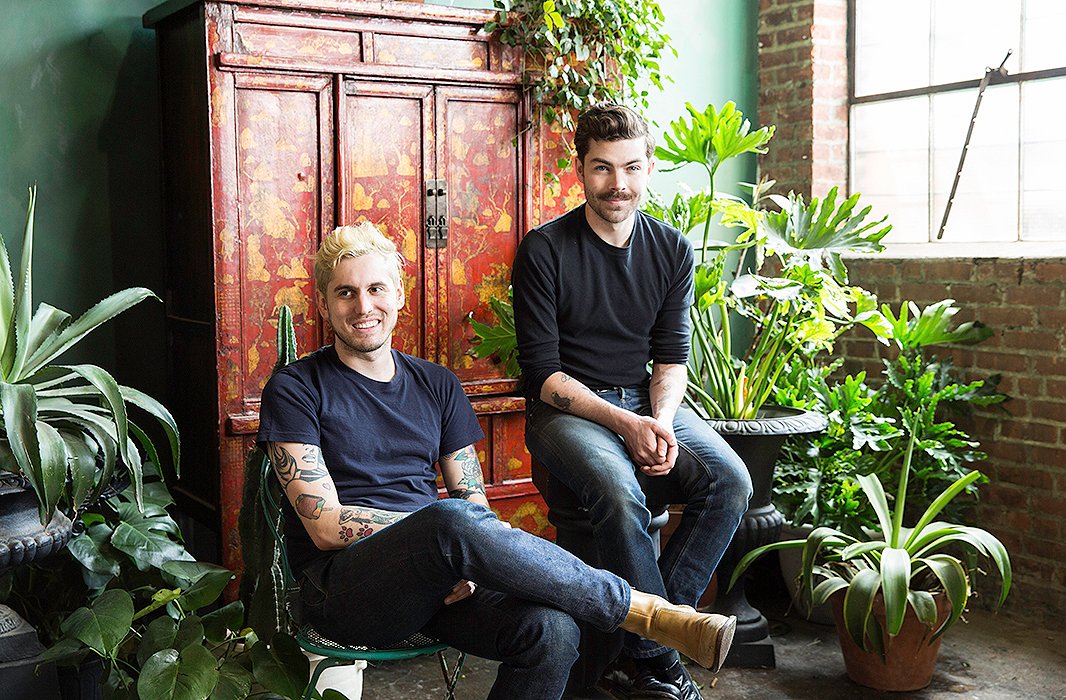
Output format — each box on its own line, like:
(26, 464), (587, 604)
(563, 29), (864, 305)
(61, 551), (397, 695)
(974, 260), (999, 282)
(1005, 285), (1062, 307)
(1033, 496), (1066, 519)
(899, 260), (924, 280)
(1001, 420), (1059, 443)
(899, 283), (949, 304)
(1029, 400), (1066, 424)
(950, 283), (1002, 305)
(1038, 354), (1066, 377)
(979, 352), (1030, 373)
(1027, 538), (1066, 563)
(1031, 260), (1066, 284)
(1002, 330), (1062, 353)
(1025, 444), (1066, 470)
(1037, 307), (1066, 328)
(995, 462), (1056, 488)
(982, 484), (1030, 508)
(1047, 379), (1066, 398)
(923, 260), (976, 283)
(978, 306), (1035, 329)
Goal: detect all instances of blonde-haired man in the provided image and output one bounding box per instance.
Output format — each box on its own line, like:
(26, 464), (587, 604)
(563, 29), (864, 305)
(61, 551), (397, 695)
(258, 223), (737, 700)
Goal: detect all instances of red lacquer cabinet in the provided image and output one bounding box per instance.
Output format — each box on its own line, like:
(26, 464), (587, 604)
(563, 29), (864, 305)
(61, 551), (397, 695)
(146, 0), (574, 574)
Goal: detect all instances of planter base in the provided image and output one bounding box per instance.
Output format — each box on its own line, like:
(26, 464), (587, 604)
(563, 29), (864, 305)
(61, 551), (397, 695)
(831, 593), (950, 691)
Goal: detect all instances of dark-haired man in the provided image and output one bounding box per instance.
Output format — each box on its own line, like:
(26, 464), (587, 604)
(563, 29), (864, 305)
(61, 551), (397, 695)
(513, 104), (753, 700)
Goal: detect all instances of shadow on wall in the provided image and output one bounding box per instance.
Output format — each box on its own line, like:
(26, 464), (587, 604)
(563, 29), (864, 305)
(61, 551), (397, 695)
(0, 4), (166, 402)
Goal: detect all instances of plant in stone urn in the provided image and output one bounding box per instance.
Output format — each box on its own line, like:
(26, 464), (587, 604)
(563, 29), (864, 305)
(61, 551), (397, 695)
(728, 416), (1011, 691)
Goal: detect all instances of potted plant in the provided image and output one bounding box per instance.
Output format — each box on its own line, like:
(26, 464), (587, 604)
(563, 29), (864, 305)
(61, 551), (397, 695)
(727, 415), (1012, 691)
(771, 299), (1007, 622)
(0, 188), (179, 526)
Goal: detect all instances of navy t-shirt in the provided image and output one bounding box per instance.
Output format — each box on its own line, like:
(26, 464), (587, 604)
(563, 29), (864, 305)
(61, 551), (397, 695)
(512, 205), (695, 400)
(257, 346), (484, 571)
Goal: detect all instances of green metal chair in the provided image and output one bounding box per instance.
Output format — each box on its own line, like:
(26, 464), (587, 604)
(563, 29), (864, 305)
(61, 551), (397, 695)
(258, 452), (465, 699)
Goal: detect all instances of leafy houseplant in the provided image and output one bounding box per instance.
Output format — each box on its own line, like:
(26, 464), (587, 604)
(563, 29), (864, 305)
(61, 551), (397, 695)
(728, 417), (1011, 691)
(0, 188), (179, 523)
(773, 299), (1007, 534)
(484, 0), (672, 171)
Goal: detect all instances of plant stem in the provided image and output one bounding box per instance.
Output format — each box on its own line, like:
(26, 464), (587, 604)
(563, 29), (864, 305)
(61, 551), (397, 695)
(892, 420), (918, 548)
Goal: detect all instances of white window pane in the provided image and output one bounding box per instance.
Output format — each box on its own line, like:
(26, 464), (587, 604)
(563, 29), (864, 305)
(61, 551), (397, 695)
(851, 99), (929, 243)
(1021, 77), (1066, 240)
(932, 0), (1019, 86)
(1022, 0), (1066, 72)
(854, 0), (930, 95)
(932, 85), (1019, 243)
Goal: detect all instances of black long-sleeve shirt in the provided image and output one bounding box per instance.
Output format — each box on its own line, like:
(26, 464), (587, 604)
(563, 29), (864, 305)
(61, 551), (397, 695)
(511, 205), (694, 401)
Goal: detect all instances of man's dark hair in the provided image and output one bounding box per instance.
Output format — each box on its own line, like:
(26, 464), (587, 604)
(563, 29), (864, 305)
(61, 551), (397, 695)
(573, 104), (655, 164)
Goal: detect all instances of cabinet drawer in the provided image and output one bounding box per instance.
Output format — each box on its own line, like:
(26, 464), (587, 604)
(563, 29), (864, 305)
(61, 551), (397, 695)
(234, 22), (363, 62)
(373, 32), (487, 70)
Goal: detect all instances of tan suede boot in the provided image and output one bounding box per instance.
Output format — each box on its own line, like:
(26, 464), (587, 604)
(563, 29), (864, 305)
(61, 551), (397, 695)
(620, 590), (737, 672)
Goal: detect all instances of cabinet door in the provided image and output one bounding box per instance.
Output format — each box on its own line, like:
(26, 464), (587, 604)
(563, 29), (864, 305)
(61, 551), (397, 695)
(435, 85), (524, 393)
(339, 80), (436, 360)
(229, 72), (333, 406)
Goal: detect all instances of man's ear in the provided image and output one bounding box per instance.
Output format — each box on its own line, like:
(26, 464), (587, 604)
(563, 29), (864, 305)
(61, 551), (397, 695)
(396, 280), (406, 310)
(575, 154), (585, 185)
(315, 289), (329, 319)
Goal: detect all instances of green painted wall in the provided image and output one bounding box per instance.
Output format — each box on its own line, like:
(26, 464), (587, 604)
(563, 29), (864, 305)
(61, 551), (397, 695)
(0, 0), (166, 396)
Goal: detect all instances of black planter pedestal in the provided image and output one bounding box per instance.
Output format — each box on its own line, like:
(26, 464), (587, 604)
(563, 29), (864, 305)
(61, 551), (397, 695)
(705, 407), (827, 669)
(0, 476), (73, 699)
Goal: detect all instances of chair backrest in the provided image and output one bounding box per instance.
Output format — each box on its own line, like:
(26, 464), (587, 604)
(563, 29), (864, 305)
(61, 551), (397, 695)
(259, 451), (297, 589)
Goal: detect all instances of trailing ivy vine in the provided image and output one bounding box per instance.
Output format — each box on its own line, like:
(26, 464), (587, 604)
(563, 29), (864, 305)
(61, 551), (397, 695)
(485, 0), (673, 168)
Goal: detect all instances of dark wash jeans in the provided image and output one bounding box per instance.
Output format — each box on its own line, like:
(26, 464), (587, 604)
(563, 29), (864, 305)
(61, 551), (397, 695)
(525, 387), (753, 659)
(299, 499), (631, 700)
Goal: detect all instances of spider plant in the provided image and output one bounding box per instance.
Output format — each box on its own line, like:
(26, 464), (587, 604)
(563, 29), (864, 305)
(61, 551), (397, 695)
(0, 188), (179, 523)
(728, 414), (1011, 656)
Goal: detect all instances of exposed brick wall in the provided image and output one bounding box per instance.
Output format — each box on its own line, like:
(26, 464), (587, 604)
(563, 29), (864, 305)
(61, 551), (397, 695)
(757, 0), (847, 198)
(759, 1), (1066, 620)
(835, 258), (1066, 622)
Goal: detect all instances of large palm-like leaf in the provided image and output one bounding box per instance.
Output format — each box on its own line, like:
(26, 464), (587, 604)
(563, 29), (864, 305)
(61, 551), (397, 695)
(879, 299), (993, 351)
(0, 188), (180, 522)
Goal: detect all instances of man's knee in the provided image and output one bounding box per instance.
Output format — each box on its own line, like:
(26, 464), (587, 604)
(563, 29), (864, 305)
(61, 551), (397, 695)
(417, 498), (492, 534)
(503, 607), (581, 665)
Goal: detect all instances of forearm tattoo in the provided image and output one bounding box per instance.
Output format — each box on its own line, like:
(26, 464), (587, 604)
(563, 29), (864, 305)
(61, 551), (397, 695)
(337, 507), (403, 543)
(443, 446), (487, 500)
(268, 443), (332, 490)
(550, 373), (597, 411)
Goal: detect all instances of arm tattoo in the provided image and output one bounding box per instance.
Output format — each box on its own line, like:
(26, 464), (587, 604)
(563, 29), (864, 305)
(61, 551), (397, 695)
(294, 493), (330, 520)
(443, 446), (487, 500)
(336, 507), (404, 543)
(550, 391), (572, 410)
(268, 443), (331, 489)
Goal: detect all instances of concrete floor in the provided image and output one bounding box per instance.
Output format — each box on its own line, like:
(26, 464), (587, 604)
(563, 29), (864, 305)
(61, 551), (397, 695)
(361, 596), (1066, 699)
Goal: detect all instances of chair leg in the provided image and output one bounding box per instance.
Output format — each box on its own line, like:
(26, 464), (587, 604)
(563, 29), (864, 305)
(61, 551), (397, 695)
(437, 649), (465, 700)
(303, 657), (357, 700)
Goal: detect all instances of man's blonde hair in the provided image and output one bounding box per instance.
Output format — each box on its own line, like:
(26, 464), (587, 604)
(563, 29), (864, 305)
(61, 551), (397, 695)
(314, 222), (405, 295)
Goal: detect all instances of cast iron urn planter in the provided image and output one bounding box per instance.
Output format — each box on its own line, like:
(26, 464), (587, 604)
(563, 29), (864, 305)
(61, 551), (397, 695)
(705, 406), (827, 668)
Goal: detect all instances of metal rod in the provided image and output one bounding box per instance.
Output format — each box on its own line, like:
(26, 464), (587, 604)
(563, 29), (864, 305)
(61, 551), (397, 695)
(936, 50), (1012, 240)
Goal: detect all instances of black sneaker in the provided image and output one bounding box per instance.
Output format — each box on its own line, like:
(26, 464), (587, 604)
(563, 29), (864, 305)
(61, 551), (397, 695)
(630, 658), (703, 700)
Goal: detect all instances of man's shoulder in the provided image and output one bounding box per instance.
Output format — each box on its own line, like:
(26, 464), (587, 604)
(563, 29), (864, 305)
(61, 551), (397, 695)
(395, 351), (462, 387)
(527, 206), (584, 241)
(637, 210), (686, 240)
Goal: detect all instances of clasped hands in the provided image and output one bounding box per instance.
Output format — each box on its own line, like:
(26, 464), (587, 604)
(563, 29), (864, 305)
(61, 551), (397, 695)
(617, 413), (677, 476)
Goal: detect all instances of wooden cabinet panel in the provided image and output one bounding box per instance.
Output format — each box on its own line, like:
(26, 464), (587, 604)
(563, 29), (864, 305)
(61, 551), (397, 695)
(340, 80), (434, 359)
(234, 22), (364, 60)
(374, 32), (487, 70)
(436, 85), (522, 391)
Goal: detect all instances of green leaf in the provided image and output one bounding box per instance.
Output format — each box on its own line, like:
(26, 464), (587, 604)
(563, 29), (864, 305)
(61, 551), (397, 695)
(842, 568), (881, 652)
(38, 637), (90, 666)
(212, 660), (254, 700)
(59, 589), (133, 657)
(138, 616), (178, 667)
(203, 601), (245, 643)
(67, 528), (122, 579)
(921, 554), (970, 639)
(5, 188), (36, 379)
(137, 645), (219, 700)
(879, 547), (911, 636)
(251, 633), (310, 699)
(0, 381), (49, 519)
(170, 565), (235, 612)
(856, 473), (893, 544)
(110, 519), (193, 572)
(62, 431), (99, 510)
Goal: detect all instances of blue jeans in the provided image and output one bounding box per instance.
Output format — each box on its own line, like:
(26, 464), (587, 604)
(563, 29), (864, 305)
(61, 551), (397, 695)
(525, 387), (752, 659)
(299, 499), (631, 700)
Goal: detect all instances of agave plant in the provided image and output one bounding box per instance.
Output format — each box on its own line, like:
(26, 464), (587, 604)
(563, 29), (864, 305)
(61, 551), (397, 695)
(0, 188), (179, 523)
(728, 414), (1011, 656)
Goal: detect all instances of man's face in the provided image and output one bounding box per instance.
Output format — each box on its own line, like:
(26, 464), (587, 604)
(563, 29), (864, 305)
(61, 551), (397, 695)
(316, 253), (405, 358)
(577, 137), (654, 228)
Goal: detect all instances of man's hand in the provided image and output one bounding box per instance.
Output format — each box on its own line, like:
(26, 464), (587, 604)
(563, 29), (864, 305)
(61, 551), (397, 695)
(444, 580), (476, 605)
(617, 413), (678, 475)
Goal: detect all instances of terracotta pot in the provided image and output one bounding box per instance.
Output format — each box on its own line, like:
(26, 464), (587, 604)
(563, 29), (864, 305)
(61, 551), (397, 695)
(830, 591), (951, 691)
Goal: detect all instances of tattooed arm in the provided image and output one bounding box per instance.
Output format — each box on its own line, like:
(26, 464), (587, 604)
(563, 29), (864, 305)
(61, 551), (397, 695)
(539, 371), (676, 472)
(266, 441), (408, 550)
(438, 445), (490, 509)
(644, 362), (687, 474)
